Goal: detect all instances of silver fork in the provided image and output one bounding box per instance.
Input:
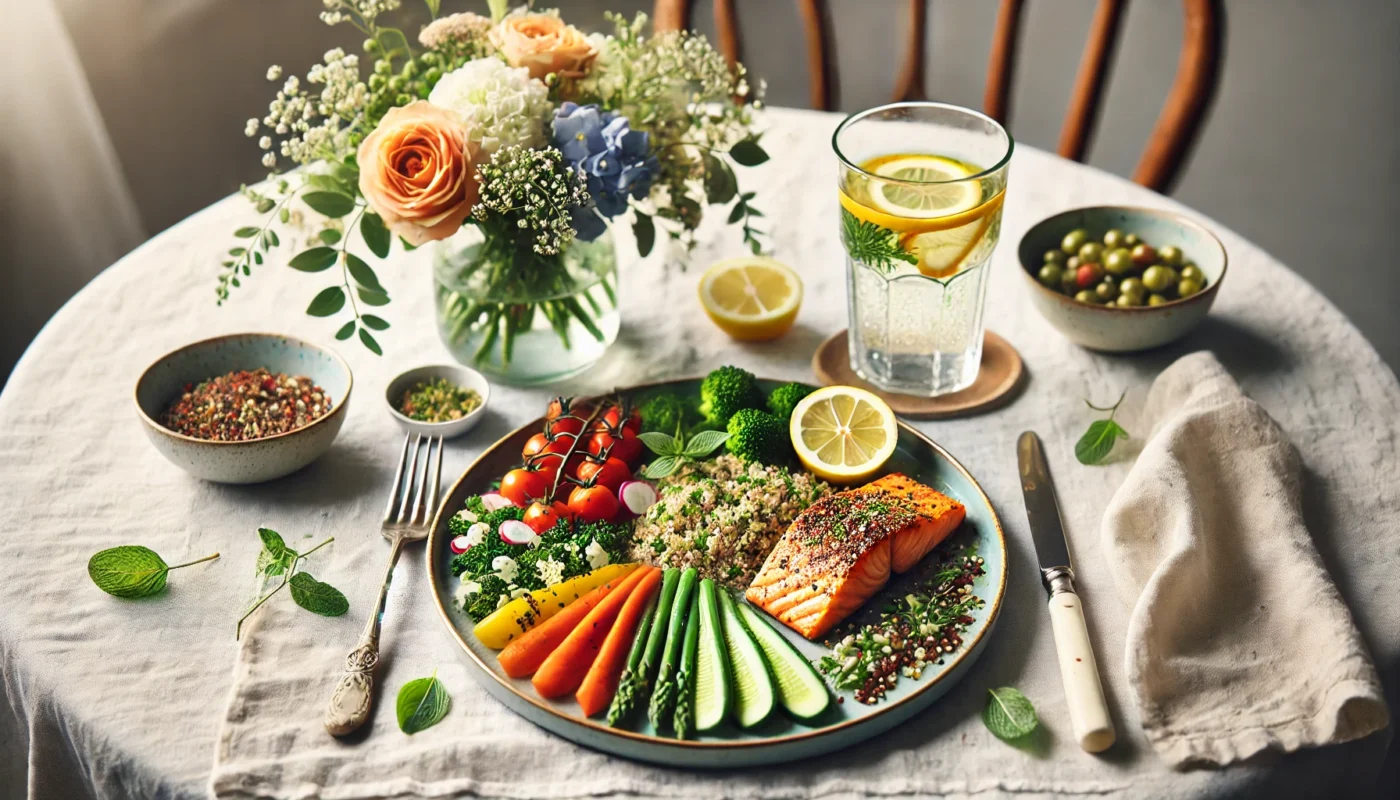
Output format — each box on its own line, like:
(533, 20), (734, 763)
(325, 432), (444, 737)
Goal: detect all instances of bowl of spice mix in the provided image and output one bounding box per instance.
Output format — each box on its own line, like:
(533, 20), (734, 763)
(385, 365), (489, 439)
(134, 333), (352, 483)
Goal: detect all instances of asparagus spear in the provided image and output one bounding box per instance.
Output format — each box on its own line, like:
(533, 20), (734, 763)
(604, 590), (658, 727)
(648, 568), (699, 732)
(673, 591), (702, 739)
(608, 568), (678, 727)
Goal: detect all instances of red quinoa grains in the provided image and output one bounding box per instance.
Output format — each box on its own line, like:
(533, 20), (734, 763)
(161, 368), (331, 441)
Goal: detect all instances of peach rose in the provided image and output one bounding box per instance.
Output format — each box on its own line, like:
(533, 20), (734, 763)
(489, 11), (597, 81)
(356, 101), (480, 246)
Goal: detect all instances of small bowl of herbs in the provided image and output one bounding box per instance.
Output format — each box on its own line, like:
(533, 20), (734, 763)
(386, 365), (490, 439)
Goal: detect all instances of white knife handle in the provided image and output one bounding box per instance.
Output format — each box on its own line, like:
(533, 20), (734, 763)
(1047, 583), (1116, 753)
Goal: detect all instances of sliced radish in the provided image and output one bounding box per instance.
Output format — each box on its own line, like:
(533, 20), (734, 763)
(480, 492), (514, 511)
(499, 519), (539, 546)
(618, 480), (659, 516)
(449, 535), (473, 554)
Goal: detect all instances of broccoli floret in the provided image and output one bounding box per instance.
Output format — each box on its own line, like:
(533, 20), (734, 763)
(767, 382), (815, 422)
(699, 365), (764, 425)
(640, 394), (687, 434)
(448, 503), (523, 578)
(463, 575), (510, 621)
(726, 408), (792, 465)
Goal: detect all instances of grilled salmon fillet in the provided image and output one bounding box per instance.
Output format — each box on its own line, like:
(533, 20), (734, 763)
(745, 473), (965, 640)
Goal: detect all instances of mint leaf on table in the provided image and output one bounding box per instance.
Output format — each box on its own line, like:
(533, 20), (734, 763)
(256, 528), (295, 576)
(1075, 390), (1131, 465)
(983, 687), (1039, 742)
(88, 546), (220, 598)
(397, 672), (452, 734)
(289, 572), (350, 617)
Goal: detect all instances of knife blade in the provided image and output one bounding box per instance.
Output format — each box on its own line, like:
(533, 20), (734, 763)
(1017, 431), (1116, 753)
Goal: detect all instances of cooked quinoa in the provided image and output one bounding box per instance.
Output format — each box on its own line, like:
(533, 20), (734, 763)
(629, 454), (832, 588)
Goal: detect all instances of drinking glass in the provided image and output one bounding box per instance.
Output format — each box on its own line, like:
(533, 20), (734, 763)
(834, 102), (1012, 396)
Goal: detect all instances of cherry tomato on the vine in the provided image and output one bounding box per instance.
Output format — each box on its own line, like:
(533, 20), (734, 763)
(547, 397), (593, 422)
(522, 502), (562, 534)
(499, 468), (551, 507)
(567, 484), (620, 523)
(589, 429), (644, 468)
(601, 406), (641, 437)
(546, 415), (585, 437)
(550, 500), (577, 523)
(523, 431), (576, 461)
(576, 456), (631, 494)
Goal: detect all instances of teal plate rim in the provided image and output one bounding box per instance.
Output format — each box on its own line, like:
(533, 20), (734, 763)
(425, 377), (1008, 764)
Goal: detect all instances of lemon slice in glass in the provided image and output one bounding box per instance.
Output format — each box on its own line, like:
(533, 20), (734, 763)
(698, 257), (804, 341)
(790, 386), (898, 484)
(868, 155), (980, 220)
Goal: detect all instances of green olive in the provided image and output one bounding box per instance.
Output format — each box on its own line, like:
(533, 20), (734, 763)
(1060, 269), (1080, 294)
(1119, 277), (1146, 304)
(1158, 245), (1184, 266)
(1102, 228), (1126, 249)
(1066, 255), (1081, 271)
(1115, 293), (1142, 307)
(1062, 229), (1090, 255)
(1124, 233), (1141, 247)
(1104, 248), (1134, 276)
(1095, 280), (1119, 302)
(1074, 289), (1099, 305)
(1077, 241), (1104, 263)
(1131, 243), (1157, 267)
(1044, 249), (1068, 266)
(1147, 293), (1170, 307)
(1038, 264), (1064, 288)
(1142, 265), (1180, 293)
(1180, 264), (1205, 283)
(1178, 278), (1203, 297)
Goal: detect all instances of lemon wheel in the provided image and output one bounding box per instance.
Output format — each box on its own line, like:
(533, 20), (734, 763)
(698, 257), (803, 341)
(790, 386), (898, 484)
(866, 155), (979, 220)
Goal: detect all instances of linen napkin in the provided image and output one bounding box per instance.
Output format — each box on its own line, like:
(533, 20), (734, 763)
(1101, 352), (1389, 767)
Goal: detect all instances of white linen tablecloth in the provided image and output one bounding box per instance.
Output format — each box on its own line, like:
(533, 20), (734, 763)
(0, 108), (1396, 799)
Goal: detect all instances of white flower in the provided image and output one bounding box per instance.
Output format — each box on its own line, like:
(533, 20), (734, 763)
(266, 65), (283, 81)
(492, 555), (519, 584)
(454, 578), (481, 609)
(463, 522), (489, 549)
(584, 539), (610, 570)
(258, 136), (272, 150)
(244, 118), (260, 138)
(428, 57), (550, 154)
(261, 153), (277, 168)
(536, 557), (565, 588)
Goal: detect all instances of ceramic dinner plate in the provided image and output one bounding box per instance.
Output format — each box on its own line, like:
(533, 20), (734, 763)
(426, 379), (1007, 767)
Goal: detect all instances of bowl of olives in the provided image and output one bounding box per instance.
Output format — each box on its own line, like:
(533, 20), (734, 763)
(1017, 206), (1227, 352)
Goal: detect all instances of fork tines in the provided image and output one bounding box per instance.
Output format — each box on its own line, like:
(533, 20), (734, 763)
(383, 433), (444, 527)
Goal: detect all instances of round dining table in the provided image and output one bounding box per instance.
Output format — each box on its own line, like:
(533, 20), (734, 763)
(1, 107), (1395, 799)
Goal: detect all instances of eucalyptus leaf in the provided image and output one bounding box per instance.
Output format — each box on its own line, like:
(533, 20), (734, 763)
(637, 431), (684, 457)
(234, 227), (260, 238)
(397, 673), (451, 734)
(361, 212), (391, 258)
(682, 430), (730, 458)
(702, 154), (737, 204)
(358, 287), (391, 307)
(361, 314), (391, 331)
(642, 455), (681, 479)
(265, 229), (281, 247)
(304, 173), (350, 195)
(256, 198), (275, 214)
(319, 228), (343, 246)
(728, 138), (770, 167)
(334, 321), (356, 340)
(302, 191), (355, 219)
(307, 286), (346, 317)
(288, 247), (338, 273)
(983, 687), (1038, 742)
(727, 201), (746, 224)
(345, 253), (383, 291)
(358, 328), (384, 356)
(288, 572), (349, 616)
(633, 212), (655, 258)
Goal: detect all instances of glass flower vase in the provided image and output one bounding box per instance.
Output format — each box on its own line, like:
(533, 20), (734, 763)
(433, 226), (620, 386)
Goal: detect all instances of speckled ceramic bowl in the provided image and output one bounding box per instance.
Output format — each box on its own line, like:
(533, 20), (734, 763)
(133, 333), (352, 484)
(1019, 206), (1227, 352)
(385, 364), (490, 439)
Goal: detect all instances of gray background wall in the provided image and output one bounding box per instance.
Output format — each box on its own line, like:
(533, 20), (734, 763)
(12, 0), (1399, 382)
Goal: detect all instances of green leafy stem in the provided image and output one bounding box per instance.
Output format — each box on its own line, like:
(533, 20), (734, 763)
(637, 137), (770, 258)
(1075, 390), (1131, 465)
(238, 530), (346, 639)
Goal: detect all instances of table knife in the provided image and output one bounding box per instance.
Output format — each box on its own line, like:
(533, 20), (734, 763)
(1017, 431), (1116, 753)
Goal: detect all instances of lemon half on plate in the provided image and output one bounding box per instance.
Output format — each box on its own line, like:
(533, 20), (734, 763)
(698, 257), (803, 341)
(790, 386), (898, 484)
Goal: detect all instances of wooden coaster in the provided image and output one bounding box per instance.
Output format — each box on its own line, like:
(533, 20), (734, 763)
(811, 329), (1025, 419)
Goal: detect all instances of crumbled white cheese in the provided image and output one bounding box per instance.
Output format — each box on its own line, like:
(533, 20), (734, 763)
(454, 508), (479, 523)
(463, 522), (489, 548)
(584, 539), (610, 570)
(492, 555), (519, 584)
(454, 579), (482, 610)
(536, 557), (565, 588)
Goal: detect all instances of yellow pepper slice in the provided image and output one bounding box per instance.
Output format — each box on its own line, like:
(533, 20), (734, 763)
(473, 563), (641, 650)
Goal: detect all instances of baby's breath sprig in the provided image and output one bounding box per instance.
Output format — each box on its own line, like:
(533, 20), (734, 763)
(475, 146), (591, 256)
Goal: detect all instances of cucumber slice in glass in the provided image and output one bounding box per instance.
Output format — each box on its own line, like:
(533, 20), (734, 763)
(693, 580), (732, 732)
(736, 601), (832, 721)
(717, 590), (774, 728)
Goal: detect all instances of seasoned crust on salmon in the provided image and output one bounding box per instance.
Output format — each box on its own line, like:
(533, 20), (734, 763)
(745, 473), (965, 640)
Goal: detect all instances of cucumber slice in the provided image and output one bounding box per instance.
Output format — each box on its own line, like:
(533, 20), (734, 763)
(693, 580), (732, 732)
(717, 590), (775, 728)
(736, 601), (832, 721)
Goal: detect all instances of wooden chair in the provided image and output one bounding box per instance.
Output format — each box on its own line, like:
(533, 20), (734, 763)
(652, 0), (1221, 193)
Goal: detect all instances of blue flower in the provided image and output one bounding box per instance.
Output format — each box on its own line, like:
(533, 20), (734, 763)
(552, 103), (659, 241)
